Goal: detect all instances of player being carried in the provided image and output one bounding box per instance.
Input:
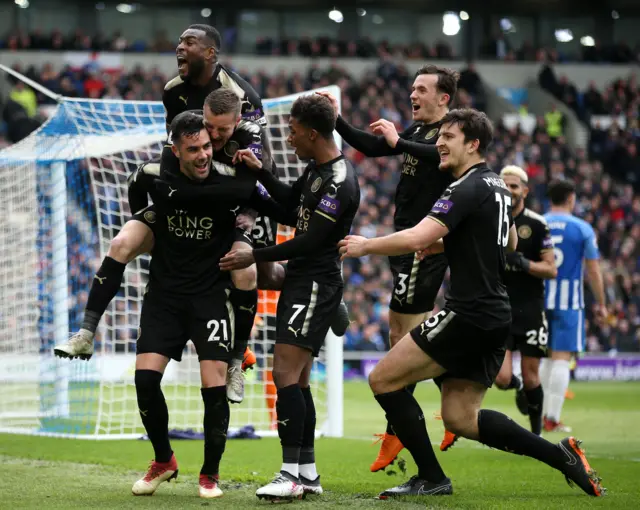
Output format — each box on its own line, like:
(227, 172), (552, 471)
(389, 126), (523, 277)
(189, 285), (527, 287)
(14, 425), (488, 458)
(220, 94), (361, 501)
(54, 24), (349, 403)
(319, 65), (460, 470)
(129, 110), (289, 499)
(541, 179), (606, 432)
(340, 108), (605, 499)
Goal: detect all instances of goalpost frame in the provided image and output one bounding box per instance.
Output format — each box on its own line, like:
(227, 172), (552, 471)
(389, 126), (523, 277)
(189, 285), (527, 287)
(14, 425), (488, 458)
(0, 64), (344, 439)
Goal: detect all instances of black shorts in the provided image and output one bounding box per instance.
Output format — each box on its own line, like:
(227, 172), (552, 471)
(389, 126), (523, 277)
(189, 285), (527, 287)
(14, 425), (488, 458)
(252, 214), (278, 248)
(131, 204), (158, 233)
(388, 252), (447, 314)
(137, 284), (234, 362)
(507, 309), (549, 358)
(410, 308), (510, 388)
(276, 277), (342, 357)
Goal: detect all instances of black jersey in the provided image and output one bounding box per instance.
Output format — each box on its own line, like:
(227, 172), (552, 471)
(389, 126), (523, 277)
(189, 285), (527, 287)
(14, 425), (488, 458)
(427, 164), (513, 328)
(288, 156), (359, 283)
(162, 63), (265, 132)
(210, 119), (264, 175)
(394, 121), (453, 230)
(144, 169), (256, 296)
(505, 208), (554, 308)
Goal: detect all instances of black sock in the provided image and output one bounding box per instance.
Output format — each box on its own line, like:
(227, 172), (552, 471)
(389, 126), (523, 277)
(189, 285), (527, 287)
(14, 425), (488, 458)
(276, 384), (306, 466)
(477, 409), (564, 470)
(525, 385), (544, 435)
(82, 256), (126, 333)
(201, 385), (230, 476)
(300, 386), (316, 466)
(385, 383), (416, 435)
(135, 370), (172, 463)
(229, 288), (258, 360)
(375, 389), (447, 483)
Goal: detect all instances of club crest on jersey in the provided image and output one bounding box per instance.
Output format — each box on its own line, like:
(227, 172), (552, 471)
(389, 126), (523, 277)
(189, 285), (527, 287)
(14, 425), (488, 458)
(311, 176), (323, 193)
(431, 199), (453, 214)
(425, 128), (439, 140)
(224, 140), (240, 158)
(144, 210), (156, 224)
(518, 225), (532, 239)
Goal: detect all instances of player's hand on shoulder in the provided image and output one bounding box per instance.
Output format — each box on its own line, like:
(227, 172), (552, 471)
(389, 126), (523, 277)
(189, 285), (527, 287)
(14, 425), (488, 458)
(220, 247), (255, 271)
(315, 91), (339, 115)
(338, 235), (368, 260)
(233, 148), (262, 170)
(370, 119), (399, 148)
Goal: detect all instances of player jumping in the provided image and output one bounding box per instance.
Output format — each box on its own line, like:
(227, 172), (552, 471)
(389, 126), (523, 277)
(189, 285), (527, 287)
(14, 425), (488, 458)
(319, 64), (460, 471)
(541, 179), (607, 432)
(220, 94), (361, 501)
(340, 108), (605, 499)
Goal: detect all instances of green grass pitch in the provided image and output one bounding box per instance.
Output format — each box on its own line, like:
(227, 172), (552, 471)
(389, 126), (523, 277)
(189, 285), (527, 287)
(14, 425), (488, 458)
(1, 380), (638, 509)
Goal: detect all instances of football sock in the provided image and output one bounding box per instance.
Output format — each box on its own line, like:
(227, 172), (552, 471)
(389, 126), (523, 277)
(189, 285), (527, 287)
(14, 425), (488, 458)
(375, 389), (447, 483)
(277, 384), (306, 478)
(135, 370), (172, 463)
(385, 383), (415, 436)
(229, 288), (258, 361)
(201, 386), (230, 476)
(299, 386), (318, 480)
(82, 256), (126, 333)
(547, 360), (570, 422)
(525, 384), (544, 435)
(477, 409), (565, 470)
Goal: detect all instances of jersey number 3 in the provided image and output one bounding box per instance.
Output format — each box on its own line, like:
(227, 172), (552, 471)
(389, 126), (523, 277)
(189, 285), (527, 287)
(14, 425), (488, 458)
(495, 193), (512, 247)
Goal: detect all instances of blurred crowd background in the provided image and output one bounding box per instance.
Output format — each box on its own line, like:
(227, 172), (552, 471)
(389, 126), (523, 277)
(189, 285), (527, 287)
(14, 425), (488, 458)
(0, 4), (639, 355)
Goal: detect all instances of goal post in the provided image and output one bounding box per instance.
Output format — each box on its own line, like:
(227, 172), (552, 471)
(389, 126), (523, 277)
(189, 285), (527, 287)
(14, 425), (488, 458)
(0, 75), (344, 439)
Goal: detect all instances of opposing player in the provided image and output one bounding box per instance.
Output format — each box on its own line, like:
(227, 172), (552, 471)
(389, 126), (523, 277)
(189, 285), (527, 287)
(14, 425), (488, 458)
(220, 95), (361, 501)
(494, 166), (556, 434)
(541, 180), (606, 432)
(319, 65), (459, 471)
(54, 24), (266, 384)
(339, 108), (604, 498)
(130, 111), (260, 499)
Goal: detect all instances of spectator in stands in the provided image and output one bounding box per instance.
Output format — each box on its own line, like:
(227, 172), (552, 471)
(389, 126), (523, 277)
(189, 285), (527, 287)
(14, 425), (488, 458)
(544, 103), (565, 140)
(584, 81), (605, 116)
(9, 81), (37, 118)
(458, 61), (486, 111)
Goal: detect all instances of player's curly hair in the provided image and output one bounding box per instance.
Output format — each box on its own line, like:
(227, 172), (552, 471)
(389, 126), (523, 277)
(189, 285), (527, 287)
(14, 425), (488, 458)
(547, 179), (576, 205)
(290, 94), (336, 139)
(415, 65), (460, 106)
(204, 88), (241, 118)
(441, 108), (493, 156)
(170, 111), (205, 144)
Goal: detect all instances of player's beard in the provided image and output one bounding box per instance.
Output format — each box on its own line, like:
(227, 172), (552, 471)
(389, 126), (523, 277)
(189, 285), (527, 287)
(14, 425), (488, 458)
(511, 193), (523, 210)
(185, 57), (206, 82)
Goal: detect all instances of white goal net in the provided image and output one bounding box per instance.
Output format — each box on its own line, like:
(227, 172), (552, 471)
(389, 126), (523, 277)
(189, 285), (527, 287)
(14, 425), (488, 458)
(0, 84), (343, 439)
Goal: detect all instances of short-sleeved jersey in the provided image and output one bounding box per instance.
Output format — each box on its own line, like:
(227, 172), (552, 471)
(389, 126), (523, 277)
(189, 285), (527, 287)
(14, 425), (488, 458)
(428, 163), (513, 328)
(286, 155), (360, 284)
(145, 170), (256, 296)
(544, 212), (599, 311)
(505, 208), (554, 307)
(394, 121), (453, 231)
(162, 63), (265, 133)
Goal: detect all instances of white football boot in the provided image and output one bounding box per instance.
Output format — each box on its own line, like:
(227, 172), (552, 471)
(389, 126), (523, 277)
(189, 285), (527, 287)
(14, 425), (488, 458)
(256, 471), (304, 501)
(53, 329), (94, 360)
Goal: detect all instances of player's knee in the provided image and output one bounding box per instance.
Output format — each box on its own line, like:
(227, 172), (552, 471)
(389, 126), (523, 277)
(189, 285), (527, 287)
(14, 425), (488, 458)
(368, 366), (390, 395)
(522, 369), (540, 389)
(441, 407), (476, 438)
(134, 369), (163, 396)
(108, 233), (139, 264)
(388, 327), (404, 347)
(494, 372), (511, 389)
(232, 265), (257, 291)
(201, 360), (228, 388)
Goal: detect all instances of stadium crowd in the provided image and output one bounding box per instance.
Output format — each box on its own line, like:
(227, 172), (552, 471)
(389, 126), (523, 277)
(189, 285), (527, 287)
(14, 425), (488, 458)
(2, 57), (639, 354)
(2, 27), (640, 63)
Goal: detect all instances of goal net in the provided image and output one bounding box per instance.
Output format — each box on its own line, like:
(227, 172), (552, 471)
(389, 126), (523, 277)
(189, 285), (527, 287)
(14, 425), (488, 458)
(0, 84), (343, 439)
